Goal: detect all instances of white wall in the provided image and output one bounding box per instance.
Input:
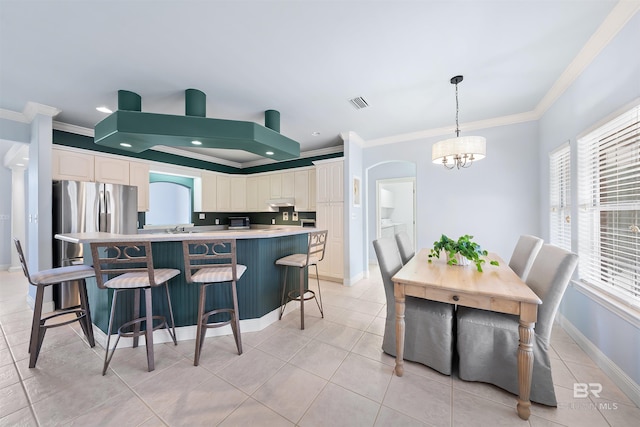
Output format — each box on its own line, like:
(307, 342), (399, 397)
(364, 120), (540, 263)
(0, 140), (15, 268)
(539, 12), (640, 386)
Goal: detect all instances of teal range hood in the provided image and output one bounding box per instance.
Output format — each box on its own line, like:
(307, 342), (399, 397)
(94, 89), (300, 161)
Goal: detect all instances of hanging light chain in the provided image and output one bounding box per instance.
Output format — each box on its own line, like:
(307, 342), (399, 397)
(455, 81), (460, 137)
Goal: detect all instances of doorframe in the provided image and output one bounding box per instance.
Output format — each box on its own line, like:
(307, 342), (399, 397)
(375, 177), (416, 248)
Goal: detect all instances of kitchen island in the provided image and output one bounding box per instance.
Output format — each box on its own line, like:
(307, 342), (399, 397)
(55, 227), (313, 345)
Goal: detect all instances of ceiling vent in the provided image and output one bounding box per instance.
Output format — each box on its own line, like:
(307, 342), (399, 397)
(348, 96), (369, 110)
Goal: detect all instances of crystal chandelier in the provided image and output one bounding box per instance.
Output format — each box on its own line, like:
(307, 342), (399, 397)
(432, 75), (486, 169)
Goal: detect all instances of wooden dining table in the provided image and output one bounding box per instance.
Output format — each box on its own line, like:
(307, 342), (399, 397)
(392, 249), (542, 420)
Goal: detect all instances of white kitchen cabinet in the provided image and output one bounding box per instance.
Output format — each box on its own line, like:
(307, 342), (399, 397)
(52, 149), (95, 182)
(309, 168), (316, 211)
(294, 170), (309, 211)
(315, 158), (343, 203)
(258, 175), (275, 211)
(269, 173), (282, 198)
(129, 161), (150, 212)
(95, 156), (130, 185)
(314, 158), (344, 282)
(201, 171), (217, 212)
(315, 201), (344, 281)
(216, 175), (231, 211)
(281, 171), (295, 198)
(245, 176), (259, 211)
(230, 176), (246, 211)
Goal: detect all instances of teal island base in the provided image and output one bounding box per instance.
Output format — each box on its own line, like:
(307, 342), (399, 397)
(81, 233), (309, 347)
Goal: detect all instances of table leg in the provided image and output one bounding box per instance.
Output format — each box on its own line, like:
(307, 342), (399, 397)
(394, 283), (406, 377)
(517, 319), (535, 420)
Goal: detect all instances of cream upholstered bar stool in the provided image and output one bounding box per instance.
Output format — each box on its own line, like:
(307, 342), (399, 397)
(90, 240), (179, 375)
(182, 239), (245, 365)
(14, 239), (96, 368)
(276, 230), (328, 330)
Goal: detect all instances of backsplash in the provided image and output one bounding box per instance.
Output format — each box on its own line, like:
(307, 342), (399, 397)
(191, 207), (315, 227)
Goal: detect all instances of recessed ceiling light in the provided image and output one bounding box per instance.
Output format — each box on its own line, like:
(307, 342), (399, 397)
(23, 157), (29, 160)
(16, 163), (24, 167)
(312, 131), (320, 136)
(96, 106), (113, 114)
(191, 140), (202, 145)
(265, 151), (274, 156)
(120, 143), (132, 148)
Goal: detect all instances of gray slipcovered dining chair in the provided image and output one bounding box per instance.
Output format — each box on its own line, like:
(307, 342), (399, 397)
(457, 244), (578, 406)
(509, 235), (544, 281)
(394, 231), (415, 265)
(373, 237), (455, 375)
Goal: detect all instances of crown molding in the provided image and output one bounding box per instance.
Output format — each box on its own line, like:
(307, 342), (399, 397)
(23, 102), (61, 121)
(240, 145), (344, 168)
(534, 0), (640, 116)
(149, 146), (243, 169)
(53, 121), (94, 137)
(366, 110), (539, 147)
(0, 108), (29, 123)
(340, 131), (366, 147)
(1, 104), (61, 123)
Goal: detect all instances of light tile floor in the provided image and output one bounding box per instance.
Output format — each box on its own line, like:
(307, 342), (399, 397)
(1, 269), (638, 426)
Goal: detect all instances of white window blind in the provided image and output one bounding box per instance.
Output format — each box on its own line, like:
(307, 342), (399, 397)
(550, 142), (571, 251)
(578, 104), (640, 308)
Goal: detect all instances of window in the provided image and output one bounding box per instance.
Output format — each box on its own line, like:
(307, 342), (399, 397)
(549, 142), (571, 251)
(578, 104), (640, 308)
(146, 181), (192, 226)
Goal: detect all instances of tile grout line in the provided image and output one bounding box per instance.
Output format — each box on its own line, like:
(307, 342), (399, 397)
(0, 314), (40, 426)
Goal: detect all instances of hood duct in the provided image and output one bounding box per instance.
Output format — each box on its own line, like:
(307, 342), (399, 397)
(93, 89), (300, 161)
(266, 197), (296, 207)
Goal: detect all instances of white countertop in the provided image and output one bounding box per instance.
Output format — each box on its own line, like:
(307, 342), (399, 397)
(55, 227), (315, 244)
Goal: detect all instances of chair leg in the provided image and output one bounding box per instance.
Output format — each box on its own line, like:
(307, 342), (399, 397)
(144, 288), (155, 372)
(299, 266), (305, 330)
(279, 266), (289, 320)
(28, 286), (45, 368)
(194, 283), (206, 366)
(103, 289), (120, 375)
(133, 288), (141, 348)
(230, 280), (242, 355)
(77, 279), (95, 347)
(164, 283), (177, 345)
(314, 265), (324, 318)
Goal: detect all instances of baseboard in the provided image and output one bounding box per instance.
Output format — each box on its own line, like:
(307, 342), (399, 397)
(91, 305), (284, 349)
(0, 264), (10, 271)
(26, 294), (55, 313)
(557, 313), (640, 407)
(310, 273), (343, 284)
(8, 266), (23, 273)
(344, 271), (364, 286)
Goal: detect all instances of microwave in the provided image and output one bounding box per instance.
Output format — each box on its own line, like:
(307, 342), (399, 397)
(228, 216), (250, 230)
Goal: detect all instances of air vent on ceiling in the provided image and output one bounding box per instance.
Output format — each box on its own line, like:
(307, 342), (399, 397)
(348, 96), (369, 110)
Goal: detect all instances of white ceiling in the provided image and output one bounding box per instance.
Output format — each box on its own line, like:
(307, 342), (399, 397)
(0, 0), (631, 167)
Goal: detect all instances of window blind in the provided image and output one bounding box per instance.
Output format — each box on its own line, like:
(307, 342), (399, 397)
(578, 104), (640, 308)
(550, 142), (571, 251)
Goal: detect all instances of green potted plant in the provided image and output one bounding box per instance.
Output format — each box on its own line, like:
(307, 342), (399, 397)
(428, 234), (499, 272)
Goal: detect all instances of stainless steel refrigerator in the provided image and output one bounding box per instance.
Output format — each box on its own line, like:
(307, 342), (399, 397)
(52, 180), (138, 309)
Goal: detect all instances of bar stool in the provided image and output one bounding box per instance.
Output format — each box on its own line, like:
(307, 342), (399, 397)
(90, 240), (179, 375)
(13, 239), (96, 368)
(276, 230), (328, 330)
(182, 239), (245, 366)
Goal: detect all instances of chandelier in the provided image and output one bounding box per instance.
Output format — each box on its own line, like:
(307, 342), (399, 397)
(432, 75), (486, 169)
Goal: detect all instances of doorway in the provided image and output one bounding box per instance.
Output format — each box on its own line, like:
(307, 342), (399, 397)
(376, 177), (416, 251)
